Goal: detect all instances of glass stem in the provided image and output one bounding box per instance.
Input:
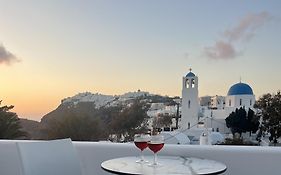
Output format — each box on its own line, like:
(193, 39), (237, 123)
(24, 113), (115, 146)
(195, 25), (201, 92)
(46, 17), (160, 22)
(154, 153), (157, 165)
(140, 151), (144, 161)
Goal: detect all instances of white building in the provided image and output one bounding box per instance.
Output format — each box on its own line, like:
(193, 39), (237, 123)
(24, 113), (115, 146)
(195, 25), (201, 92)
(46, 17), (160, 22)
(180, 70), (256, 134)
(180, 70), (199, 130)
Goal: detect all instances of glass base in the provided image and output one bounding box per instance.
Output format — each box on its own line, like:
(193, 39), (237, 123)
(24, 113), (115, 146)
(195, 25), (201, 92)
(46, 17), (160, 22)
(136, 159), (149, 164)
(147, 162), (162, 167)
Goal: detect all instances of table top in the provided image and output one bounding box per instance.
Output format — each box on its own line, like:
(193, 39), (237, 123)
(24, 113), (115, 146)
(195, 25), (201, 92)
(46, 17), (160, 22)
(101, 156), (227, 175)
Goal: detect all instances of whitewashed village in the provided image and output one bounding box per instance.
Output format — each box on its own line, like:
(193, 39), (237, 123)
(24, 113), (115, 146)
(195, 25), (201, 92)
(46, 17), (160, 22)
(147, 69), (260, 146)
(59, 69), (272, 146)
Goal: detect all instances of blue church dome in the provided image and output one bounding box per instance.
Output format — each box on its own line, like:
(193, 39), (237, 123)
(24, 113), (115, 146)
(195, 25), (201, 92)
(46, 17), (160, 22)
(186, 72), (195, 77)
(227, 83), (254, 96)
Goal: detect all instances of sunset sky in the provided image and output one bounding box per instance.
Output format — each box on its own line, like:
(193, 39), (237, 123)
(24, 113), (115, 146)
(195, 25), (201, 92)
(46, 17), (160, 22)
(0, 0), (280, 121)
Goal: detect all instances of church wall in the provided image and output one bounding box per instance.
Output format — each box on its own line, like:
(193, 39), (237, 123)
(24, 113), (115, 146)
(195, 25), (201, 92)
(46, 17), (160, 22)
(181, 75), (199, 130)
(205, 118), (230, 134)
(225, 96), (236, 108)
(201, 108), (230, 134)
(225, 95), (255, 109)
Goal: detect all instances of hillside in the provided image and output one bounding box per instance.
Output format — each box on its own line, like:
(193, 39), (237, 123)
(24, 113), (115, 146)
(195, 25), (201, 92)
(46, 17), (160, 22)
(21, 91), (178, 140)
(41, 90), (177, 123)
(19, 119), (41, 139)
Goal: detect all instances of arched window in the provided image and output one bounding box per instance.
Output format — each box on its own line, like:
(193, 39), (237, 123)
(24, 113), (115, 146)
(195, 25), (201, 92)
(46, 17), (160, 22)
(240, 99), (242, 106)
(250, 100), (252, 106)
(188, 100), (191, 108)
(186, 79), (190, 88)
(191, 79), (195, 88)
(229, 100), (231, 107)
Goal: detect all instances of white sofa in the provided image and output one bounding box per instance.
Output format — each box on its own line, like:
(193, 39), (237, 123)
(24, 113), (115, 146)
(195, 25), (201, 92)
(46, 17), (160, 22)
(1, 140), (281, 175)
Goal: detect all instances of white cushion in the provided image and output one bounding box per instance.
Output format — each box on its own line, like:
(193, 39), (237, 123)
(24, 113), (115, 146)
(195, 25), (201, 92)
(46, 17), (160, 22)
(17, 139), (82, 175)
(0, 141), (22, 175)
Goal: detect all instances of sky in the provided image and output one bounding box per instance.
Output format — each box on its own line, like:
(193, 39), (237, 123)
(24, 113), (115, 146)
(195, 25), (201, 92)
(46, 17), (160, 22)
(0, 0), (280, 121)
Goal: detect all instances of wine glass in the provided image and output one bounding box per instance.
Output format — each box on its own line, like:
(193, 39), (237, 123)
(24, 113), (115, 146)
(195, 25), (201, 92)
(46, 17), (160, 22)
(134, 134), (150, 163)
(148, 135), (164, 167)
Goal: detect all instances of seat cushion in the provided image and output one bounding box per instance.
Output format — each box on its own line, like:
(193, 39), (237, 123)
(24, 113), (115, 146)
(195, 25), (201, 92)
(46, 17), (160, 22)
(17, 139), (82, 175)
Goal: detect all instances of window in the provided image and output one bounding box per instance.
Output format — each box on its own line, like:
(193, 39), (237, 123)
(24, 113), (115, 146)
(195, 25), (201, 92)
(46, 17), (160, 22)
(186, 79), (190, 88)
(250, 100), (252, 106)
(240, 99), (242, 106)
(191, 79), (195, 88)
(188, 100), (191, 108)
(229, 100), (231, 106)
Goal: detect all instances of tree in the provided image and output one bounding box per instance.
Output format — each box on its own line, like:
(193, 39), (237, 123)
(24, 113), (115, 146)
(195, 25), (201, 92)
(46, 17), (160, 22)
(226, 108), (247, 136)
(0, 101), (27, 139)
(255, 91), (281, 144)
(225, 107), (259, 137)
(246, 108), (260, 136)
(152, 113), (173, 129)
(46, 114), (103, 141)
(41, 101), (114, 141)
(109, 99), (149, 142)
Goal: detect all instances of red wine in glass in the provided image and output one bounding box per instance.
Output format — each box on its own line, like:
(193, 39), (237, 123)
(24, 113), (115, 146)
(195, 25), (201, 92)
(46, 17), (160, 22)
(134, 134), (150, 163)
(134, 141), (148, 151)
(148, 135), (164, 166)
(148, 143), (164, 153)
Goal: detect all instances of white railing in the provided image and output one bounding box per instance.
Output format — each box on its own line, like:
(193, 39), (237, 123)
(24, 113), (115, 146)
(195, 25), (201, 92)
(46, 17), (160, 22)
(1, 140), (281, 175)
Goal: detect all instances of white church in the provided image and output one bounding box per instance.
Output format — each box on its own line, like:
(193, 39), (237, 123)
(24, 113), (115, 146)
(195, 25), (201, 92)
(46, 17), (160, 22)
(180, 69), (256, 134)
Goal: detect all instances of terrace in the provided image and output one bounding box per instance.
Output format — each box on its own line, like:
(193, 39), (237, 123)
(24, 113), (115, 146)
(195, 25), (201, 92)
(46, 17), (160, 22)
(0, 140), (280, 175)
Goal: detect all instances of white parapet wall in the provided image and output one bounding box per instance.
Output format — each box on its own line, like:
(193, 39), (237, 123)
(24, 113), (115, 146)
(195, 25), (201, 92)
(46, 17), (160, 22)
(1, 140), (281, 175)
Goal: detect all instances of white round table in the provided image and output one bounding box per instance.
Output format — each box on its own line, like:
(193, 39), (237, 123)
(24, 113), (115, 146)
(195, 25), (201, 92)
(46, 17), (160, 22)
(101, 156), (227, 175)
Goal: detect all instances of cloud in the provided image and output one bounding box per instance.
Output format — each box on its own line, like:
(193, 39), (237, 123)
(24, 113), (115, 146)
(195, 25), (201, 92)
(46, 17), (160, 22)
(224, 11), (272, 42)
(0, 44), (19, 65)
(204, 11), (272, 60)
(204, 40), (238, 60)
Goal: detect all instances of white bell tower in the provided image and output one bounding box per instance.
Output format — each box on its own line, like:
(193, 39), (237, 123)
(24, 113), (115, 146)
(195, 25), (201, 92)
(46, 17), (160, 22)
(180, 69), (199, 130)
